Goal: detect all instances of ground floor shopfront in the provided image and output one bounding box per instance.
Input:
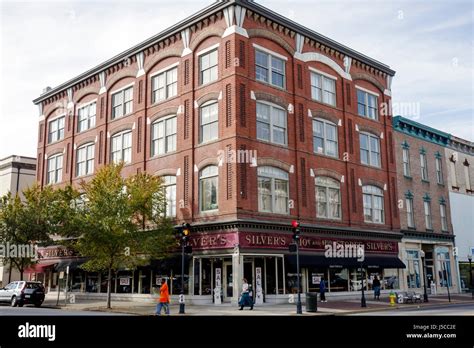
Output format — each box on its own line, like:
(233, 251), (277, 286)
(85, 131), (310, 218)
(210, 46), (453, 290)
(399, 232), (460, 295)
(28, 224), (411, 304)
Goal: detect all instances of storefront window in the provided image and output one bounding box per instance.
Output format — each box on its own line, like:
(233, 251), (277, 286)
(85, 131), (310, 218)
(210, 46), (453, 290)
(367, 268), (382, 290)
(406, 250), (421, 288)
(116, 271), (133, 293)
(307, 268), (326, 292)
(436, 247), (452, 287)
(265, 257), (276, 294)
(329, 267), (348, 292)
(86, 273), (99, 293)
(382, 269), (399, 289)
(140, 270), (151, 294)
(349, 267), (367, 291)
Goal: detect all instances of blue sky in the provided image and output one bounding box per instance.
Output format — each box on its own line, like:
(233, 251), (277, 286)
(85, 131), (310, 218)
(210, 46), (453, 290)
(0, 0), (472, 158)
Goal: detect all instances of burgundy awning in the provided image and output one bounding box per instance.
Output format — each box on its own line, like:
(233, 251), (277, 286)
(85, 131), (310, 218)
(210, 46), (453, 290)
(24, 261), (58, 273)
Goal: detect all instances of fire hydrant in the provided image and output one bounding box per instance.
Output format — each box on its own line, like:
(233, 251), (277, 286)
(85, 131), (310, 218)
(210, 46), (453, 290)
(389, 291), (396, 306)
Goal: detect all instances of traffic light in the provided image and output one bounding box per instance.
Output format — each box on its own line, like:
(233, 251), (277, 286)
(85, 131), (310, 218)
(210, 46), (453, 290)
(291, 220), (300, 241)
(182, 223), (192, 254)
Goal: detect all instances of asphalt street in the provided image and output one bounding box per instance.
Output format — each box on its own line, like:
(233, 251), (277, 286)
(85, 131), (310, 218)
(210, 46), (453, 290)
(347, 302), (474, 316)
(0, 304), (130, 316)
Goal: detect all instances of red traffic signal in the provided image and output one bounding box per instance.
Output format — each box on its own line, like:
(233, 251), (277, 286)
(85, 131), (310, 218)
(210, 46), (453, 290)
(291, 220), (301, 240)
(291, 220), (300, 228)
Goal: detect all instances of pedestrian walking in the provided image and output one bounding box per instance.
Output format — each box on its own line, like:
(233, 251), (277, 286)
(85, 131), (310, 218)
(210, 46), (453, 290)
(238, 278), (254, 310)
(155, 278), (170, 315)
(373, 276), (381, 300)
(319, 278), (327, 302)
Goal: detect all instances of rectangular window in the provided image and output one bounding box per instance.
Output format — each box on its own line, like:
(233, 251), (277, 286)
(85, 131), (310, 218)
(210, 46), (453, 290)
(360, 133), (380, 167)
(47, 154), (63, 184)
(310, 72), (336, 106)
(199, 49), (218, 85)
(255, 49), (285, 89)
(357, 89), (378, 120)
(151, 67), (178, 103)
(403, 148), (411, 176)
(111, 86), (133, 119)
(151, 116), (177, 156)
(76, 143), (95, 177)
(199, 102), (219, 143)
(406, 250), (421, 288)
(111, 131), (132, 164)
(406, 198), (415, 228)
(464, 163), (471, 190)
(77, 102), (96, 133)
(48, 116), (65, 143)
(424, 201), (432, 230)
(162, 176), (177, 218)
(420, 153), (428, 181)
(256, 102), (287, 146)
(435, 157), (443, 184)
(312, 119), (338, 157)
(440, 204), (448, 231)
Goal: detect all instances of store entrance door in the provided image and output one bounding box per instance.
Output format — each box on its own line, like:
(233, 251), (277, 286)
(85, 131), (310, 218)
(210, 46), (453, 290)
(223, 261), (233, 302)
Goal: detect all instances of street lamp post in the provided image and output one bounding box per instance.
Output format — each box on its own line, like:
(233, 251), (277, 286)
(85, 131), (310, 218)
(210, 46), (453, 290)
(360, 261), (366, 308)
(420, 250), (429, 303)
(468, 254), (473, 299)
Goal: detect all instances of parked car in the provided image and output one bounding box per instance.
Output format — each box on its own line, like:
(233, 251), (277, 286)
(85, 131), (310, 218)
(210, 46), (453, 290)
(0, 281), (45, 307)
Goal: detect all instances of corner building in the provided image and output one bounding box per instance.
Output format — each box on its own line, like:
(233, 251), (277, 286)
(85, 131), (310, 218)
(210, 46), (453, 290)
(33, 1), (405, 303)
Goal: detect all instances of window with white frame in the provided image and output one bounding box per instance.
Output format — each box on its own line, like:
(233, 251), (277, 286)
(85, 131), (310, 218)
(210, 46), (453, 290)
(440, 202), (448, 231)
(357, 89), (378, 120)
(360, 133), (381, 167)
(424, 200), (432, 230)
(199, 101), (218, 143)
(162, 175), (176, 217)
(313, 119), (338, 157)
(310, 71), (336, 106)
(48, 116), (65, 143)
(152, 67), (178, 103)
(47, 154), (63, 185)
(435, 156), (443, 184)
(362, 185), (384, 224)
(199, 166), (218, 212)
(402, 147), (411, 176)
(258, 166), (289, 214)
(111, 130), (132, 164)
(256, 102), (287, 146)
(76, 143), (94, 177)
(111, 86), (133, 119)
(406, 196), (415, 228)
(420, 152), (428, 181)
(77, 102), (96, 133)
(406, 250), (421, 288)
(151, 115), (177, 156)
(315, 176), (341, 219)
(199, 49), (218, 85)
(255, 49), (286, 89)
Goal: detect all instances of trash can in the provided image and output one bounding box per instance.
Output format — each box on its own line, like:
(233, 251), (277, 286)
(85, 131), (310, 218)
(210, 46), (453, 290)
(306, 292), (318, 312)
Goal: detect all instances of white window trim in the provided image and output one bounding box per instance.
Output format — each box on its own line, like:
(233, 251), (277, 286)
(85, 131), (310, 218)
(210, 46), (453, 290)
(196, 43), (220, 57)
(252, 43), (288, 61)
(47, 113), (66, 123)
(149, 62), (180, 79)
(76, 142), (95, 177)
(77, 99), (98, 109)
(355, 85), (380, 97)
(360, 132), (381, 167)
(256, 100), (288, 145)
(309, 67), (338, 81)
(151, 114), (177, 156)
(111, 130), (132, 163)
(109, 82), (135, 96)
(313, 118), (339, 157)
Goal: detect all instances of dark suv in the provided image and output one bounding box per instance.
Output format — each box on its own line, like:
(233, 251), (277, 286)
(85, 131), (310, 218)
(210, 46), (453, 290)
(0, 281), (45, 307)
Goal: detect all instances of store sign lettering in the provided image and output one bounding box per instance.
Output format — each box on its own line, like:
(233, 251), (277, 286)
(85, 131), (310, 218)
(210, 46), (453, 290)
(190, 233), (237, 250)
(37, 247), (75, 259)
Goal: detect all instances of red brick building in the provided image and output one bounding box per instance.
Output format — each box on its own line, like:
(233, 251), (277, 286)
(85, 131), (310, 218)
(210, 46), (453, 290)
(33, 0), (405, 303)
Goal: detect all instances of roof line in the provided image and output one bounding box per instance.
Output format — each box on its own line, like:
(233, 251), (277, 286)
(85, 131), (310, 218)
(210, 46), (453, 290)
(33, 0), (395, 105)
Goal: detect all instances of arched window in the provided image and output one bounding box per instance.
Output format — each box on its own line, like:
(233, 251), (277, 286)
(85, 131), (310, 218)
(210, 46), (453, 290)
(199, 101), (218, 144)
(199, 166), (218, 212)
(258, 166), (289, 214)
(76, 143), (95, 177)
(315, 176), (341, 219)
(362, 185), (384, 224)
(161, 176), (176, 217)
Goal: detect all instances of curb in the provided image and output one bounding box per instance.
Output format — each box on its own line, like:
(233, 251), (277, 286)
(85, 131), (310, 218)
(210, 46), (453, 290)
(337, 300), (474, 315)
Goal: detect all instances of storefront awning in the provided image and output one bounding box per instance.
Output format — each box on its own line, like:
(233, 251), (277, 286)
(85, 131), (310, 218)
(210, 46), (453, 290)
(54, 259), (86, 272)
(24, 261), (58, 274)
(286, 255), (406, 269)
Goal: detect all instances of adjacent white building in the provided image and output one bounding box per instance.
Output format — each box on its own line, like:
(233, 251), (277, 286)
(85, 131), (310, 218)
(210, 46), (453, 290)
(0, 155), (37, 287)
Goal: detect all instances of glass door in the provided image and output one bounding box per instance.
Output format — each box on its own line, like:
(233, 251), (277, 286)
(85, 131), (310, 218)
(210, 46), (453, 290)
(223, 262), (233, 302)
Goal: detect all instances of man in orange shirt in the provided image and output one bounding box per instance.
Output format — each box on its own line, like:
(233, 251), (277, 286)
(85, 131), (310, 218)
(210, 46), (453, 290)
(156, 278), (170, 315)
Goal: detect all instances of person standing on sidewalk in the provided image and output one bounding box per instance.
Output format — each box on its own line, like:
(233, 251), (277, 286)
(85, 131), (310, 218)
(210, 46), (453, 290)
(373, 276), (381, 300)
(319, 278), (327, 302)
(156, 278), (170, 316)
(238, 278), (254, 310)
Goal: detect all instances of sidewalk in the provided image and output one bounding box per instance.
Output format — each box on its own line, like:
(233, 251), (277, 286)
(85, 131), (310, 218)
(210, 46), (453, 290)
(43, 293), (474, 316)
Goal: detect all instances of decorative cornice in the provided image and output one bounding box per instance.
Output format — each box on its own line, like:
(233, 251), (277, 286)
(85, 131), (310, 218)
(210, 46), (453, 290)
(402, 230), (454, 242)
(393, 116), (451, 147)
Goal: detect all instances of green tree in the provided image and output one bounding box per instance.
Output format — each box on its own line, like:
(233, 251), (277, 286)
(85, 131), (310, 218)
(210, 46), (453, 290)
(74, 163), (174, 308)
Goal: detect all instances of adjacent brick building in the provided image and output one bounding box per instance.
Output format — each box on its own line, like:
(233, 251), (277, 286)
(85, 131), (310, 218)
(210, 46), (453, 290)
(393, 116), (458, 295)
(32, 0), (407, 303)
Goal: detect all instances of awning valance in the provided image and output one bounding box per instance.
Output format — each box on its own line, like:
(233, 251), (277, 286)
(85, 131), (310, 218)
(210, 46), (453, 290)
(54, 259), (87, 272)
(24, 261), (58, 274)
